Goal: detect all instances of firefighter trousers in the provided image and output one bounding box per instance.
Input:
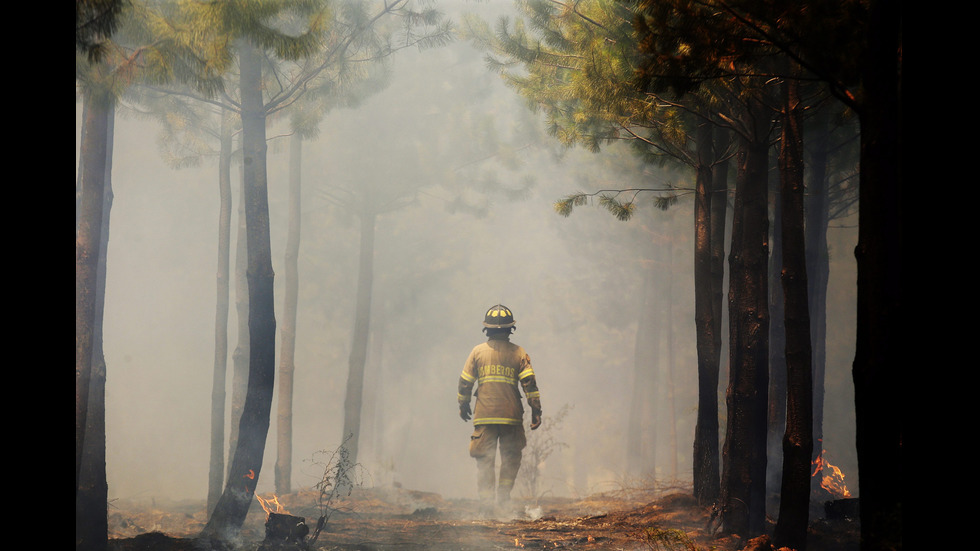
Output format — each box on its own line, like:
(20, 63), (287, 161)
(469, 424), (526, 503)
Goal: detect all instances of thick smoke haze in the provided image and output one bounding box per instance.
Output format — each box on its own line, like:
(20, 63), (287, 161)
(78, 1), (859, 506)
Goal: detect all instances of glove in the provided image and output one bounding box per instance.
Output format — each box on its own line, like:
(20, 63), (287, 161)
(530, 409), (542, 430)
(460, 402), (472, 422)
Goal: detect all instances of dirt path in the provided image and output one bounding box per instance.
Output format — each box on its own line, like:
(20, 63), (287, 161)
(106, 487), (858, 551)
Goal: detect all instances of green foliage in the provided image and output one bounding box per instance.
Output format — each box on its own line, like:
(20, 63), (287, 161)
(463, 0), (724, 222)
(633, 0), (878, 115)
(76, 0), (125, 62)
(554, 193), (590, 217)
(76, 0), (231, 100)
(462, 0), (662, 154)
(465, 0), (710, 155)
(189, 0), (327, 61)
(598, 194), (636, 221)
(554, 187), (684, 220)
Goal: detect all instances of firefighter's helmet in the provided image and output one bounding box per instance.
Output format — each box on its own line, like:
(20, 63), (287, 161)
(483, 304), (516, 329)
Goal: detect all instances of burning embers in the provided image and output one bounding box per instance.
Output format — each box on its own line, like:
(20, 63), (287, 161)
(811, 449), (851, 499)
(256, 493), (310, 545)
(812, 449), (859, 521)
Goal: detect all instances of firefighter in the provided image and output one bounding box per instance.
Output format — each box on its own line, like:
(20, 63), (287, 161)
(457, 304), (542, 516)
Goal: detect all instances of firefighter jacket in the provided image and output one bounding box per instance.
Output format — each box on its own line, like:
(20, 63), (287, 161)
(458, 336), (541, 426)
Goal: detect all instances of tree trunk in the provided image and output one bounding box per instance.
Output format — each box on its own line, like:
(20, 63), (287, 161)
(804, 111), (831, 466)
(76, 89), (110, 501)
(276, 132), (303, 495)
(76, 96), (114, 551)
(853, 3), (903, 549)
(202, 42), (278, 542)
(340, 209), (377, 476)
(710, 137), (729, 374)
(368, 297), (388, 464)
(228, 153), (249, 480)
(627, 262), (659, 479)
(208, 111), (234, 516)
(767, 173), (785, 514)
(665, 243), (678, 478)
(721, 95), (770, 538)
(773, 73), (813, 551)
(76, 100), (87, 229)
(693, 120), (721, 505)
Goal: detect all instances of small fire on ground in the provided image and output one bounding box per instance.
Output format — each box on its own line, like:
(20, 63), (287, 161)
(256, 493), (310, 543)
(811, 449), (851, 498)
(255, 494), (288, 516)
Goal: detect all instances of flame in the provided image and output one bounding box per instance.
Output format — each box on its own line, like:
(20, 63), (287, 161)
(256, 493), (289, 516)
(812, 449), (852, 498)
(244, 469), (255, 480)
(514, 537), (524, 548)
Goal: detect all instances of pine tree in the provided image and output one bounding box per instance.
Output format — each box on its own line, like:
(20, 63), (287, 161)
(178, 1), (452, 539)
(76, 2), (229, 548)
(634, 2), (902, 548)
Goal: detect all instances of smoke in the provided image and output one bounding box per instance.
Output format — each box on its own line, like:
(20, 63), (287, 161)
(82, 0), (859, 507)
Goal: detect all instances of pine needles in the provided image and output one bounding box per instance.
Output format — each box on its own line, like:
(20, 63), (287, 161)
(554, 187), (684, 220)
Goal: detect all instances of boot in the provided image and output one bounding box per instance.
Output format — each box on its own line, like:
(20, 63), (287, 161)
(495, 489), (517, 519)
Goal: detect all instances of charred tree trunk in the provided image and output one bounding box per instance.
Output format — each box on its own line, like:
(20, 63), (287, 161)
(228, 160), (249, 480)
(202, 42), (278, 542)
(710, 136), (729, 373)
(340, 209), (377, 476)
(693, 120), (721, 506)
(721, 95), (770, 538)
(767, 174), (785, 514)
(853, 3), (903, 549)
(276, 132), (303, 495)
(773, 73), (813, 551)
(76, 95), (114, 551)
(804, 111), (831, 465)
(76, 89), (110, 502)
(208, 111), (235, 516)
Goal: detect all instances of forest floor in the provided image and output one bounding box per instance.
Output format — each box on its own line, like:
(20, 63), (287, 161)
(105, 485), (860, 551)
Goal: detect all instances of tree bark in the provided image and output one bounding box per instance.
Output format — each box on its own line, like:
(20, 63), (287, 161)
(710, 134), (729, 374)
(853, 3), (903, 549)
(773, 73), (813, 551)
(76, 95), (114, 551)
(228, 152), (249, 480)
(340, 209), (377, 475)
(767, 171), (785, 513)
(276, 132), (303, 495)
(804, 111), (831, 466)
(693, 120), (721, 505)
(202, 41), (278, 542)
(721, 95), (770, 538)
(208, 112), (235, 515)
(76, 89), (110, 501)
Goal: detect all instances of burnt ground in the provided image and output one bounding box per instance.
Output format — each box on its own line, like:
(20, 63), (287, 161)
(106, 486), (860, 551)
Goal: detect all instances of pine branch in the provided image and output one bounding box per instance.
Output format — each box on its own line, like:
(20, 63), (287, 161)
(554, 185), (691, 220)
